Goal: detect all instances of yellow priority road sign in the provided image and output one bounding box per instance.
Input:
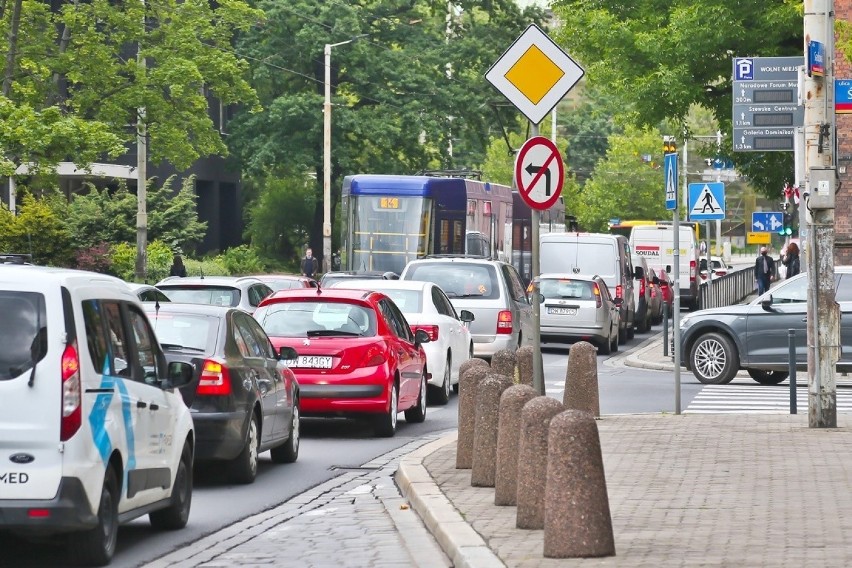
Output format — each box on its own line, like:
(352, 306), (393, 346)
(485, 24), (585, 125)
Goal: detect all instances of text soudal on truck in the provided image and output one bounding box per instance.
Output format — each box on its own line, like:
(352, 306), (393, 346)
(629, 225), (700, 310)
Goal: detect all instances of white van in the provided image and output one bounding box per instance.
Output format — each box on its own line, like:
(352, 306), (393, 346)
(0, 266), (195, 565)
(539, 233), (636, 342)
(630, 224), (700, 310)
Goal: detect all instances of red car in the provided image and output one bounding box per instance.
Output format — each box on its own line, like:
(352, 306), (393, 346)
(250, 274), (319, 292)
(650, 267), (674, 317)
(253, 288), (430, 437)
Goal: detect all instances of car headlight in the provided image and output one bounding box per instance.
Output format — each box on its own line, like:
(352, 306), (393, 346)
(679, 314), (695, 328)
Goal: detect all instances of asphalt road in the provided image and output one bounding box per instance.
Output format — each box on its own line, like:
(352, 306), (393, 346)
(1, 320), (696, 568)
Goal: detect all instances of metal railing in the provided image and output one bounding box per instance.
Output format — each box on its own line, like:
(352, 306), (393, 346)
(697, 266), (756, 310)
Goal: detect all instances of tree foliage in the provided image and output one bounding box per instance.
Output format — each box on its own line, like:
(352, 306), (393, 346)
(244, 174), (316, 263)
(0, 195), (73, 265)
(551, 0), (802, 196)
(228, 0), (547, 255)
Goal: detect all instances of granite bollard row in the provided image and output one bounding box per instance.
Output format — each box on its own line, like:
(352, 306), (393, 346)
(515, 396), (564, 529)
(490, 348), (517, 382)
(563, 341), (600, 417)
(494, 384), (539, 506)
(471, 373), (514, 487)
(456, 365), (490, 469)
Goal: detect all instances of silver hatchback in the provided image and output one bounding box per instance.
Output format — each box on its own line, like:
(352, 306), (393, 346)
(537, 274), (621, 354)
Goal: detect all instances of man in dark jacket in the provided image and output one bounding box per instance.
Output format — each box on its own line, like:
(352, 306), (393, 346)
(754, 246), (775, 295)
(301, 248), (319, 279)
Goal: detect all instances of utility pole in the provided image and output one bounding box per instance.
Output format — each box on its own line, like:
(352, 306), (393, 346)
(803, 0), (837, 428)
(134, 5), (147, 283)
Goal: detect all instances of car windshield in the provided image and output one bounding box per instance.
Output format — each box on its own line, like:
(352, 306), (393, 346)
(404, 263), (499, 299)
(0, 291), (47, 381)
(147, 312), (216, 352)
(540, 279), (595, 300)
(258, 301), (376, 337)
(161, 286), (240, 307)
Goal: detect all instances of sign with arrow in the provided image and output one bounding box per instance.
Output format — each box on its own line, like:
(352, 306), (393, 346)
(514, 136), (564, 211)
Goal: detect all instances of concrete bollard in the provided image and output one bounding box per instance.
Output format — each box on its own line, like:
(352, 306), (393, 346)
(458, 357), (489, 392)
(494, 384), (539, 506)
(544, 410), (615, 558)
(563, 341), (600, 417)
(515, 396), (565, 529)
(456, 365), (490, 469)
(490, 349), (517, 382)
(515, 345), (535, 388)
(471, 373), (514, 487)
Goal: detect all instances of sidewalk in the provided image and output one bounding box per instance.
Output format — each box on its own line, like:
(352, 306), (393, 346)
(399, 415), (852, 568)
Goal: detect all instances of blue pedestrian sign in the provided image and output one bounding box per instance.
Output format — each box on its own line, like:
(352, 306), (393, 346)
(752, 211), (783, 233)
(688, 182), (725, 221)
(664, 153), (678, 210)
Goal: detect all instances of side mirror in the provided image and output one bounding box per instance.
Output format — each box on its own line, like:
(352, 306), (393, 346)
(666, 264), (672, 273)
(459, 309), (475, 323)
(613, 297), (623, 306)
(634, 267), (644, 280)
(761, 294), (775, 312)
(166, 361), (194, 389)
(414, 328), (431, 346)
(652, 276), (660, 285)
(279, 346), (298, 361)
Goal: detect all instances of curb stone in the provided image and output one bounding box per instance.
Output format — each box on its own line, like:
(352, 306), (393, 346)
(397, 432), (506, 568)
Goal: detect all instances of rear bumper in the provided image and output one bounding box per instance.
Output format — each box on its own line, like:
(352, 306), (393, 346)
(541, 325), (607, 345)
(296, 366), (391, 416)
(0, 477), (96, 533)
(471, 334), (515, 359)
(192, 410), (249, 461)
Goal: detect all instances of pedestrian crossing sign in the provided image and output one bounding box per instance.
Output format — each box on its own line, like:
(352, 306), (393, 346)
(688, 182), (725, 221)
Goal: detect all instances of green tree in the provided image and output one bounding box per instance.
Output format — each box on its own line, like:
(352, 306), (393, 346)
(228, 0), (546, 256)
(244, 174), (316, 263)
(147, 176), (208, 254)
(62, 185), (137, 250)
(0, 194), (73, 265)
(565, 126), (669, 231)
(551, 0), (801, 196)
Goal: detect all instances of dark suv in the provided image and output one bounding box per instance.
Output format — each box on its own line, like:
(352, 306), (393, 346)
(400, 257), (531, 359)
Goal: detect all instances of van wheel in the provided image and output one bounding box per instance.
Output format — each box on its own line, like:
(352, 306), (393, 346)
(230, 413), (259, 484)
(597, 336), (612, 355)
(70, 467), (119, 566)
(150, 442), (193, 530)
(618, 324), (627, 344)
(610, 326), (619, 352)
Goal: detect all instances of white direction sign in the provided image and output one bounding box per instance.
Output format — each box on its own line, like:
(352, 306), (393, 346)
(514, 136), (564, 211)
(486, 24), (585, 125)
(688, 182), (726, 221)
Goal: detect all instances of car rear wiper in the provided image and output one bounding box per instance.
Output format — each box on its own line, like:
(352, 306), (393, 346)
(160, 343), (206, 352)
(307, 330), (360, 337)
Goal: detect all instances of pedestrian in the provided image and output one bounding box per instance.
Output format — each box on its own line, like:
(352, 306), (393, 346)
(300, 248), (319, 278)
(754, 246), (775, 295)
(782, 242), (801, 278)
(169, 254), (187, 277)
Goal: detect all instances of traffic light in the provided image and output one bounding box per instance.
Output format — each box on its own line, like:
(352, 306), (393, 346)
(663, 136), (677, 155)
(779, 212), (794, 236)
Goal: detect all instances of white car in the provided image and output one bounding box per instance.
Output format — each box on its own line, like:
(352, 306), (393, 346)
(0, 266), (195, 566)
(328, 279), (474, 404)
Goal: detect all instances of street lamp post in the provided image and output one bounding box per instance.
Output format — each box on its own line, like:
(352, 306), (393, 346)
(323, 35), (366, 274)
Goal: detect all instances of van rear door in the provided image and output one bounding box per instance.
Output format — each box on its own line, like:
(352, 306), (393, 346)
(0, 284), (64, 500)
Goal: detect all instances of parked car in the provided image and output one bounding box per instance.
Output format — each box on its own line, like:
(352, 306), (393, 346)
(155, 276), (274, 315)
(699, 256), (731, 279)
(650, 266), (674, 317)
(319, 270), (399, 288)
(250, 274), (318, 292)
(536, 274), (621, 354)
(631, 253), (652, 333)
(144, 303), (300, 483)
(679, 267), (852, 385)
(0, 266), (195, 566)
(127, 282), (172, 303)
(253, 288), (430, 437)
(539, 232), (636, 342)
(400, 257), (532, 359)
(328, 279), (474, 404)
(646, 267), (664, 325)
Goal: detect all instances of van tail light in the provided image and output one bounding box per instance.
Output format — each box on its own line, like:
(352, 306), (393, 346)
(496, 310), (513, 334)
(689, 260), (696, 282)
(592, 283), (602, 308)
(197, 360), (232, 396)
(411, 325), (439, 342)
(639, 278), (646, 298)
(60, 342), (82, 442)
(615, 285), (623, 300)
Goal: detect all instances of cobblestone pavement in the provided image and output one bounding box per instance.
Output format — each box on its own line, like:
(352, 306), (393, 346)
(145, 435), (452, 568)
(417, 414), (852, 568)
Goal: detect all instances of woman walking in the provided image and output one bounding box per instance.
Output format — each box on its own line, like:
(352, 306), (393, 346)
(782, 242), (801, 278)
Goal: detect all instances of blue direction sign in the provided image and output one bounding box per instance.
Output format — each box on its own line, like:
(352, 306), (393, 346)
(688, 182), (725, 221)
(752, 211), (784, 233)
(664, 153), (678, 210)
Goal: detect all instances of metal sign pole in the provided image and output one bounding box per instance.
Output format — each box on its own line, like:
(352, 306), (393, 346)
(530, 122), (544, 395)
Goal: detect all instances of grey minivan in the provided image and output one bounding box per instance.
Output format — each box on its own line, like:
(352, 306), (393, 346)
(400, 257), (532, 359)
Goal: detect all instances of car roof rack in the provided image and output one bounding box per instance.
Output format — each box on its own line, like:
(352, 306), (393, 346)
(0, 253), (33, 264)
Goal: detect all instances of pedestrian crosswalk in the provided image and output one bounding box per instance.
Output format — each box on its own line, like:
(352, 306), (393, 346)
(686, 378), (852, 414)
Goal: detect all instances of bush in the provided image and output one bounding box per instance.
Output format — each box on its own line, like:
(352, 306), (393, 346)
(184, 257), (229, 277)
(75, 242), (113, 274)
(110, 240), (181, 283)
(216, 244), (265, 275)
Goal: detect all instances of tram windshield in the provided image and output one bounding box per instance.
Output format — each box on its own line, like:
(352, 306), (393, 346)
(348, 195), (432, 275)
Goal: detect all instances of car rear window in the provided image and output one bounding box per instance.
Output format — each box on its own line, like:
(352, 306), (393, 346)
(373, 289), (422, 313)
(540, 279), (595, 300)
(404, 263), (499, 300)
(147, 312), (216, 352)
(0, 291), (47, 381)
(257, 301), (376, 337)
(160, 286), (240, 307)
(540, 242), (617, 278)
